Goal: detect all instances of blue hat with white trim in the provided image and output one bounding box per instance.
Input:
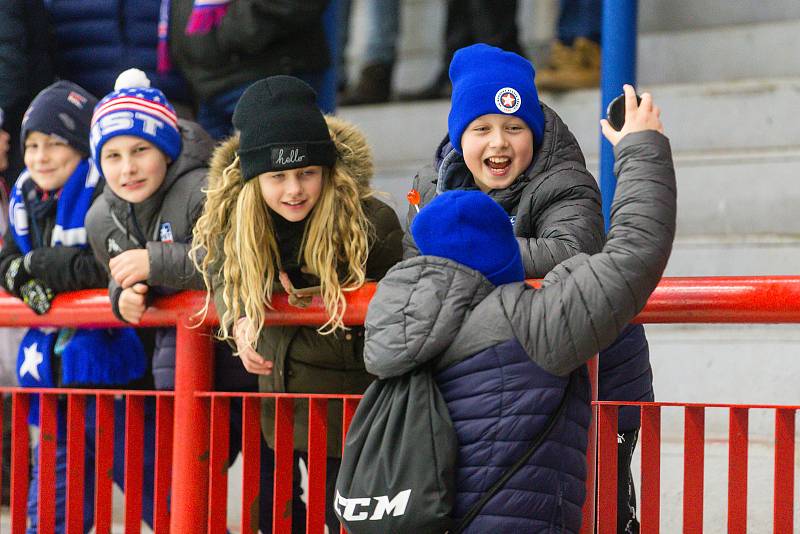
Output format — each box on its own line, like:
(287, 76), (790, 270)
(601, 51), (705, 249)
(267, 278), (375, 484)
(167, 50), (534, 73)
(447, 44), (546, 153)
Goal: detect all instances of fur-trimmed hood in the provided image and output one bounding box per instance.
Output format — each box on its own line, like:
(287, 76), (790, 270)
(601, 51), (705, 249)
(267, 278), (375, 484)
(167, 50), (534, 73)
(208, 115), (374, 193)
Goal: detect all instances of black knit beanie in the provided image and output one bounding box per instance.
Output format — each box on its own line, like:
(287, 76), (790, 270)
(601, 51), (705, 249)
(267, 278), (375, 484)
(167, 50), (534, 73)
(20, 80), (98, 158)
(233, 76), (336, 181)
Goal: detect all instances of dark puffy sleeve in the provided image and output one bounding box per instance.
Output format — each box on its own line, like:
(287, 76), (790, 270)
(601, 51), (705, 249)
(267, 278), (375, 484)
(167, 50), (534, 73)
(504, 131), (676, 376)
(515, 164), (604, 278)
(365, 197), (404, 281)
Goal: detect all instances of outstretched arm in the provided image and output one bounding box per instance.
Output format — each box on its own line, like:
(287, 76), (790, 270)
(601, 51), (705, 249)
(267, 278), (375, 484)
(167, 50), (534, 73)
(508, 87), (675, 375)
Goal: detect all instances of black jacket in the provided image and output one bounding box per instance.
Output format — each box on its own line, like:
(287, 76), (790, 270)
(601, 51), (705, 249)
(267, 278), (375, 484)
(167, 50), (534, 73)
(0, 180), (107, 294)
(168, 0), (330, 101)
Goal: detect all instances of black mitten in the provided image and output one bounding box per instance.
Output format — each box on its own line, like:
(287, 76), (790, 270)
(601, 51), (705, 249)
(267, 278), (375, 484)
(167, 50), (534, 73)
(19, 278), (55, 315)
(3, 257), (32, 297)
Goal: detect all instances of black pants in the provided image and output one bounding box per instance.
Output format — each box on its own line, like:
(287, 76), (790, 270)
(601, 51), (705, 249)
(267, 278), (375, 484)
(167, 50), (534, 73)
(444, 0), (524, 61)
(617, 430), (640, 534)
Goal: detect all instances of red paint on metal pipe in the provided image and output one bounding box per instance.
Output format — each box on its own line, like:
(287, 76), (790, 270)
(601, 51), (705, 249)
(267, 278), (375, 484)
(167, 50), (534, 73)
(124, 396), (145, 534)
(274, 397), (295, 534)
(10, 393), (29, 534)
(307, 399), (328, 534)
(242, 397), (261, 534)
(208, 396), (230, 534)
(66, 395), (86, 534)
(597, 405), (618, 534)
(94, 395), (114, 534)
(773, 409), (795, 534)
(639, 406), (661, 534)
(4, 276), (800, 329)
(683, 407), (705, 531)
(727, 408), (749, 534)
(38, 393), (58, 534)
(154, 396), (174, 534)
(170, 320), (213, 533)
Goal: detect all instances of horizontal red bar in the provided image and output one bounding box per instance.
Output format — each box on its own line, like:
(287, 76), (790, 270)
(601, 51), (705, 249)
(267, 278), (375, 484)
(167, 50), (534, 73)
(3, 276), (800, 329)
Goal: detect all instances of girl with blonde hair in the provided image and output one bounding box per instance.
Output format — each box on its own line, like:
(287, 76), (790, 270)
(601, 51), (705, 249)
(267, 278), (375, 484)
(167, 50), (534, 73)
(192, 75), (403, 530)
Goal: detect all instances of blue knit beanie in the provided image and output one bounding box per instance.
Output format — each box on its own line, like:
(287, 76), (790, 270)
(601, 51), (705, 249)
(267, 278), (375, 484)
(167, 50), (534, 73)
(411, 190), (525, 286)
(447, 44), (546, 154)
(90, 69), (182, 172)
(21, 81), (98, 158)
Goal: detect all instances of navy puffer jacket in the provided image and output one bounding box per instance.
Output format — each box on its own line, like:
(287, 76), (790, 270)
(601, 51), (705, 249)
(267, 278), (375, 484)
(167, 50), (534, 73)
(365, 131), (676, 532)
(45, 0), (188, 102)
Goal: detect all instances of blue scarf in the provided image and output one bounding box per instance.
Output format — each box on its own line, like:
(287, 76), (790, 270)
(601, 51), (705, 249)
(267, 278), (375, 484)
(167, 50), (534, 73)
(10, 162), (147, 423)
(9, 159), (99, 254)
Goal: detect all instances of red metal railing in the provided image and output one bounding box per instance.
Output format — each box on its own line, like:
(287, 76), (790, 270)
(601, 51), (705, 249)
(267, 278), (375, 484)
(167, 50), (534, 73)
(1, 276), (800, 533)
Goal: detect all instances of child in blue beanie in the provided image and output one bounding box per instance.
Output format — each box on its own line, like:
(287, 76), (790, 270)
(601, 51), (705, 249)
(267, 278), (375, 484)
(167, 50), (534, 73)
(365, 90), (673, 533)
(403, 43), (653, 533)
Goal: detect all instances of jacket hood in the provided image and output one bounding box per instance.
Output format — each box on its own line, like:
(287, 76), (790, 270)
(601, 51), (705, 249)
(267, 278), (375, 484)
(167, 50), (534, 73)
(104, 119), (214, 225)
(364, 256), (495, 379)
(208, 115), (374, 194)
(434, 103), (587, 210)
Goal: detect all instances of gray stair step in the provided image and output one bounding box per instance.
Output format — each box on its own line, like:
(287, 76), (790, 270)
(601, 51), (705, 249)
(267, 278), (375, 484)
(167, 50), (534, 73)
(344, 0), (800, 91)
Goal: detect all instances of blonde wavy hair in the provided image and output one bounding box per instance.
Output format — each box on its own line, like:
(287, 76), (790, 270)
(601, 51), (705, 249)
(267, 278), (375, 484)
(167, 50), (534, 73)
(191, 153), (373, 346)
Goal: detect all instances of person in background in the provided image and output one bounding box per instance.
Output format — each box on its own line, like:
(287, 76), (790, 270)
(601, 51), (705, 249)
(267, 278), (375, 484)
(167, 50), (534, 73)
(337, 0), (401, 106)
(43, 0), (191, 115)
(399, 0), (524, 101)
(166, 0), (332, 139)
(0, 0), (54, 186)
(536, 0), (602, 91)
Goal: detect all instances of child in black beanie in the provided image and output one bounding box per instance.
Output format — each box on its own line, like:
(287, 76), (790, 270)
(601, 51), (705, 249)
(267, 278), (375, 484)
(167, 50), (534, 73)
(192, 75), (403, 531)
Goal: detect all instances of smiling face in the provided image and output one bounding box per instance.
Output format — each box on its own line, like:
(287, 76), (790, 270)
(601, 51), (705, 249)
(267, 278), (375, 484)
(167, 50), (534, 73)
(460, 114), (535, 192)
(257, 165), (324, 222)
(100, 135), (170, 203)
(23, 131), (82, 191)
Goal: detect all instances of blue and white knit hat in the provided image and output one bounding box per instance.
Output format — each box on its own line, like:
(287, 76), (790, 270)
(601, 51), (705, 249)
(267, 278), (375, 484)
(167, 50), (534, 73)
(447, 44), (546, 153)
(411, 190), (525, 286)
(90, 69), (182, 170)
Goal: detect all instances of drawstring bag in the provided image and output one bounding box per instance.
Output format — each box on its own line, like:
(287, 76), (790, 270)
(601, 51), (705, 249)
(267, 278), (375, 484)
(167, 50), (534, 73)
(335, 367), (458, 534)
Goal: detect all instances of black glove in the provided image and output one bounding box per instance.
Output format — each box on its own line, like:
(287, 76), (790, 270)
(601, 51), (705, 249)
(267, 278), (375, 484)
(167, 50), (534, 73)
(3, 257), (32, 297)
(19, 278), (55, 315)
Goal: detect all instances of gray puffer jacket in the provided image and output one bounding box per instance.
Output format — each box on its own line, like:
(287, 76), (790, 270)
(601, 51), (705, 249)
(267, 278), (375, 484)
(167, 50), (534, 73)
(365, 131), (676, 532)
(86, 119), (214, 389)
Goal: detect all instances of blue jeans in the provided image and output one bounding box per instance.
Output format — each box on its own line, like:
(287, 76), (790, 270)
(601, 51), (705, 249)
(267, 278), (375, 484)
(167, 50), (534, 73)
(337, 0), (400, 75)
(558, 0), (602, 44)
(26, 398), (156, 533)
(198, 72), (329, 141)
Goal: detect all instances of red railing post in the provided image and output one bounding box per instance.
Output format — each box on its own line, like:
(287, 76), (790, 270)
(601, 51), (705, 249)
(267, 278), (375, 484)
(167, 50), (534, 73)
(597, 405), (619, 534)
(580, 356), (599, 534)
(10, 392), (30, 534)
(683, 406), (705, 532)
(727, 408), (749, 534)
(639, 405), (661, 533)
(773, 408), (795, 533)
(170, 317), (214, 532)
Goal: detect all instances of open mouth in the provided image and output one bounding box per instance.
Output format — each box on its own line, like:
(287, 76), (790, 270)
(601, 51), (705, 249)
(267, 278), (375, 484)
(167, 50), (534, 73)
(485, 156), (512, 175)
(283, 199), (307, 208)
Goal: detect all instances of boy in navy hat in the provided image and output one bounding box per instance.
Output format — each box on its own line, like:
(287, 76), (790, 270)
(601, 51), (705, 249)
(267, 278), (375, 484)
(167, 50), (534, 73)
(366, 91), (673, 532)
(403, 43), (654, 533)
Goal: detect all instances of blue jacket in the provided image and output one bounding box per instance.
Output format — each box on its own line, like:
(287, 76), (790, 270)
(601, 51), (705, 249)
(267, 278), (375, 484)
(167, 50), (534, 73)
(45, 0), (188, 102)
(365, 132), (676, 532)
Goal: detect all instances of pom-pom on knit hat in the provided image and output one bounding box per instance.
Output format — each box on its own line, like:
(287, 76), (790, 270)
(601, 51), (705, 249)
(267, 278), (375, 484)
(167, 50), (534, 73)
(233, 75), (336, 182)
(90, 68), (182, 171)
(447, 43), (546, 154)
(411, 190), (525, 286)
(20, 81), (98, 158)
